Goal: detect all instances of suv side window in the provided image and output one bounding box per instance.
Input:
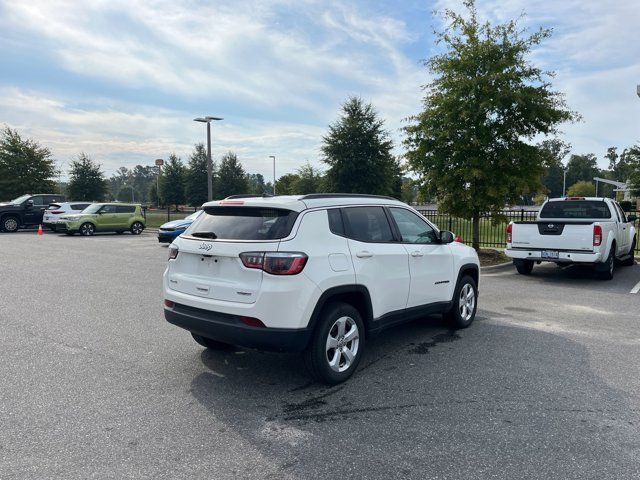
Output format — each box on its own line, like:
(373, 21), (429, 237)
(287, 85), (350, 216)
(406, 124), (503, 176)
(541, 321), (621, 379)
(30, 196), (45, 206)
(389, 207), (439, 244)
(327, 208), (345, 236)
(116, 205), (136, 214)
(71, 204), (90, 211)
(342, 206), (395, 243)
(100, 205), (117, 214)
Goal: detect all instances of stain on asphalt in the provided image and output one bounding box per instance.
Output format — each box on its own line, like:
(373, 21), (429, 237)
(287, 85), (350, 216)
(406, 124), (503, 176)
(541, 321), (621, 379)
(504, 306), (537, 313)
(409, 330), (461, 354)
(282, 385), (345, 415)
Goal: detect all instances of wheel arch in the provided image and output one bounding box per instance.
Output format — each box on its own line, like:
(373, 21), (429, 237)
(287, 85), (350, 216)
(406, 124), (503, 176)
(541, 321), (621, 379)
(456, 263), (479, 291)
(307, 285), (374, 337)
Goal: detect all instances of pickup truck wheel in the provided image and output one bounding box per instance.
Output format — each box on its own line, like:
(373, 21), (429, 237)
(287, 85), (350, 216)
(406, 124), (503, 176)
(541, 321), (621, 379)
(304, 302), (364, 385)
(2, 216), (19, 232)
(619, 238), (636, 267)
(444, 275), (478, 329)
(130, 222), (144, 235)
(514, 259), (534, 275)
(79, 222), (95, 236)
(191, 333), (232, 350)
(597, 249), (615, 280)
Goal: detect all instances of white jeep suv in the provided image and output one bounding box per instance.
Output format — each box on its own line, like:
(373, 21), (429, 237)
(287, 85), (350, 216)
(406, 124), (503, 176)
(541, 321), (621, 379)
(163, 194), (480, 384)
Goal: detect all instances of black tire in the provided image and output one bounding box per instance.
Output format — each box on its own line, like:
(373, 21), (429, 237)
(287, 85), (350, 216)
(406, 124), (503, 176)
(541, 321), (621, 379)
(130, 222), (144, 235)
(2, 216), (19, 233)
(444, 275), (478, 329)
(597, 248), (615, 280)
(619, 237), (636, 267)
(191, 333), (232, 350)
(303, 302), (365, 385)
(50, 226), (57, 232)
(514, 259), (534, 275)
(79, 222), (95, 236)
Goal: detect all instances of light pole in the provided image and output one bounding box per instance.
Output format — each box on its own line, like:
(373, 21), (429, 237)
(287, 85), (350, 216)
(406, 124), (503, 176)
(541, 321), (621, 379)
(194, 116), (223, 201)
(563, 167), (567, 197)
(269, 155), (276, 195)
(155, 158), (164, 207)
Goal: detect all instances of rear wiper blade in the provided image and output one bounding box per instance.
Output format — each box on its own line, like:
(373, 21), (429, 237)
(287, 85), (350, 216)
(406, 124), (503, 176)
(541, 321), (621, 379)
(190, 231), (217, 239)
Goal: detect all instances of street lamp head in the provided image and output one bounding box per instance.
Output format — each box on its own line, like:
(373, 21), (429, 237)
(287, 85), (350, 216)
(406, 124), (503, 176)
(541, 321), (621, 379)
(205, 116), (224, 121)
(194, 117), (207, 122)
(269, 155), (276, 160)
(195, 116), (223, 123)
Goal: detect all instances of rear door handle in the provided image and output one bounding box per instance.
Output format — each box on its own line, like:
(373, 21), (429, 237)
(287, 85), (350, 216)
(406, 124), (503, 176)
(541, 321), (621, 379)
(356, 251), (373, 258)
(411, 251), (424, 257)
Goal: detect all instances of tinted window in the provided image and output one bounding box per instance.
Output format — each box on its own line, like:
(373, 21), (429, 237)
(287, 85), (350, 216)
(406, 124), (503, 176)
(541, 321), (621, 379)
(44, 196), (63, 204)
(116, 205), (136, 213)
(343, 207), (394, 243)
(327, 209), (345, 236)
(390, 208), (438, 244)
(47, 204), (61, 210)
(100, 205), (117, 214)
(71, 204), (90, 211)
(186, 207), (298, 240)
(539, 201), (612, 219)
(30, 196), (45, 206)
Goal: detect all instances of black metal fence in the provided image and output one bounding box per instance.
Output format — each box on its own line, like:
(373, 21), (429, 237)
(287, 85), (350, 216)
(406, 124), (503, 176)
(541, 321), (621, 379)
(141, 206), (200, 227)
(416, 208), (640, 253)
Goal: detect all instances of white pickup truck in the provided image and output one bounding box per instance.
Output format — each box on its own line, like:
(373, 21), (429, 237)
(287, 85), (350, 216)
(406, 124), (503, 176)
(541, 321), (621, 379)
(506, 197), (637, 279)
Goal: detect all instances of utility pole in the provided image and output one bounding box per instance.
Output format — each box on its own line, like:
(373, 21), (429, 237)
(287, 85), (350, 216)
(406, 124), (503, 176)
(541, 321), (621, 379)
(269, 155), (276, 195)
(194, 116), (223, 201)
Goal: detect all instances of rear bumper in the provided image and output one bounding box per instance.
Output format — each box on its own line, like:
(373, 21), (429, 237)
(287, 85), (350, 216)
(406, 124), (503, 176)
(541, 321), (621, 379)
(164, 302), (312, 352)
(506, 248), (603, 264)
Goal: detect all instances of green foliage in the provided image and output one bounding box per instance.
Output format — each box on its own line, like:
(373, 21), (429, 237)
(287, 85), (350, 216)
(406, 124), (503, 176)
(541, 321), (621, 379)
(624, 145), (640, 197)
(0, 126), (56, 200)
(539, 139), (570, 197)
(321, 96), (400, 197)
(66, 153), (108, 201)
(565, 154), (598, 188)
(246, 173), (268, 195)
(567, 180), (595, 197)
(404, 0), (576, 249)
(217, 152), (248, 198)
(185, 144), (212, 206)
(294, 162), (323, 194)
(276, 173), (299, 195)
(400, 177), (418, 204)
(160, 154), (186, 210)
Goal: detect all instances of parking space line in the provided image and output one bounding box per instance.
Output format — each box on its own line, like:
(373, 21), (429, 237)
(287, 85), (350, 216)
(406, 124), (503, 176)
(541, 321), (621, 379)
(630, 280), (640, 294)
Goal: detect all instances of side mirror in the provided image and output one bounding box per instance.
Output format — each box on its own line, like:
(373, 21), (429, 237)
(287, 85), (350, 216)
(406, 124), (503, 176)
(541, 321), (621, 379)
(25, 200), (34, 209)
(627, 214), (637, 222)
(440, 230), (455, 244)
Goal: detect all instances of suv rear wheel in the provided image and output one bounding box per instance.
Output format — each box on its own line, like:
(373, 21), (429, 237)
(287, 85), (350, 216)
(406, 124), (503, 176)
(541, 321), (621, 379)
(130, 222), (144, 235)
(304, 302), (365, 385)
(444, 275), (478, 329)
(2, 216), (19, 232)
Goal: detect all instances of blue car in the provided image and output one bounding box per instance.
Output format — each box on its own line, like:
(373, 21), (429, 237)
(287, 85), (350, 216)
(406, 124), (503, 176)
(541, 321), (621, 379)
(158, 210), (203, 243)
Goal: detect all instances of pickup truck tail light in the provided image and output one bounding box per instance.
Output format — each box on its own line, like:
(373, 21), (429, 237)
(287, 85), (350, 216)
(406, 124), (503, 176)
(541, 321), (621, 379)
(506, 223), (513, 243)
(240, 252), (308, 275)
(593, 225), (602, 246)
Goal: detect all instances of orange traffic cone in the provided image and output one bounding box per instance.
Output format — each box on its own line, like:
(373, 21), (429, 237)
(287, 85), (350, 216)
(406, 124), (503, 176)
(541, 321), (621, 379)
(37, 224), (43, 236)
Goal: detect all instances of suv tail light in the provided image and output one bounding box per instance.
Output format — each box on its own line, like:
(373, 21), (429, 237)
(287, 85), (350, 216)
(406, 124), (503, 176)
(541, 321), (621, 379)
(168, 246), (179, 260)
(593, 225), (602, 246)
(240, 252), (308, 275)
(506, 223), (513, 243)
(50, 210), (64, 214)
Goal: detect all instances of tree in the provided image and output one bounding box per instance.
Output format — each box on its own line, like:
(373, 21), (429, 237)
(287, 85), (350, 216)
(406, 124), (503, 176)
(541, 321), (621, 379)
(403, 0), (576, 250)
(246, 173), (267, 195)
(567, 180), (595, 197)
(160, 154), (186, 210)
(565, 154), (598, 188)
(539, 139), (570, 198)
(321, 96), (400, 196)
(0, 127), (56, 200)
(66, 153), (108, 201)
(185, 144), (212, 206)
(624, 145), (640, 197)
(131, 165), (155, 203)
(217, 152), (248, 198)
(275, 173), (299, 195)
(294, 163), (323, 194)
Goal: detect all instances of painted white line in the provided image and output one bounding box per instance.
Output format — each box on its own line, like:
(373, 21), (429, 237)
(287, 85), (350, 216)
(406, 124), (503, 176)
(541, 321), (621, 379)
(630, 280), (640, 294)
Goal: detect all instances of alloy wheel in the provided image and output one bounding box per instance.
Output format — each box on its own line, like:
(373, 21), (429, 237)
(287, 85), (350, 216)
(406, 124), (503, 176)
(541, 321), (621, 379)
(325, 316), (360, 373)
(459, 283), (475, 322)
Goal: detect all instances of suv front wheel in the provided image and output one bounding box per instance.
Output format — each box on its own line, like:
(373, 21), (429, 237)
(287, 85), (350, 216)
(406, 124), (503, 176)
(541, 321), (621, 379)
(304, 302), (365, 385)
(2, 216), (19, 232)
(444, 275), (478, 329)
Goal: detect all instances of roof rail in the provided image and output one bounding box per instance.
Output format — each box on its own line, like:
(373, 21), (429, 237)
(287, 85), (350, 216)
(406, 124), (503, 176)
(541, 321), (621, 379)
(225, 194), (274, 199)
(300, 193), (397, 201)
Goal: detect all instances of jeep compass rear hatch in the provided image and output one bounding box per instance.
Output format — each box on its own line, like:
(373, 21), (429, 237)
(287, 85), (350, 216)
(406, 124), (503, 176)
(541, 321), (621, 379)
(167, 206), (299, 304)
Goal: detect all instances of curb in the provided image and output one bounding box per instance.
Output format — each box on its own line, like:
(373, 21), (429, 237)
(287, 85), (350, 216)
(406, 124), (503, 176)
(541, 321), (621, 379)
(481, 261), (513, 272)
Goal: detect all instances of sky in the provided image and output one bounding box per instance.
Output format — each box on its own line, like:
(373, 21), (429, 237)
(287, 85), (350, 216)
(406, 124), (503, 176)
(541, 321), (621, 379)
(0, 0), (639, 181)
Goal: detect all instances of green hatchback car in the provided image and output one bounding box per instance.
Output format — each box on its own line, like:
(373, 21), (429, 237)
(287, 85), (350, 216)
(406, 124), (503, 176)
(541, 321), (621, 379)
(58, 203), (146, 236)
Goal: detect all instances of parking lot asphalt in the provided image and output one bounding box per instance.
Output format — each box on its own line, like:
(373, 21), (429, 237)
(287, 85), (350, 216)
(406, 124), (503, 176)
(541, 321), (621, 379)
(1, 231), (640, 479)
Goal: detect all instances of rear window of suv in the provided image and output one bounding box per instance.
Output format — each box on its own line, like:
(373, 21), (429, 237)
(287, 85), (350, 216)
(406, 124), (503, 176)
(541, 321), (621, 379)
(187, 207), (299, 240)
(539, 200), (612, 219)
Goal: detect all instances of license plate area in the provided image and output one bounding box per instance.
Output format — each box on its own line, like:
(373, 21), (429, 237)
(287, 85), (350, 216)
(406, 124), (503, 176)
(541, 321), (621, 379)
(197, 255), (221, 275)
(541, 250), (559, 259)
